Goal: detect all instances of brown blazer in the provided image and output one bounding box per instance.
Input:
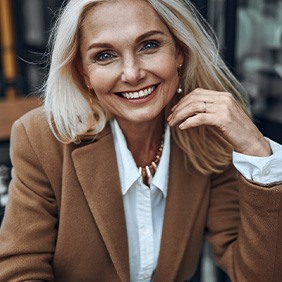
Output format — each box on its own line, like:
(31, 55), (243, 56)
(0, 107), (281, 282)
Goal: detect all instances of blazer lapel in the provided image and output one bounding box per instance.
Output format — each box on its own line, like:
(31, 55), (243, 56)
(72, 127), (130, 282)
(154, 140), (209, 281)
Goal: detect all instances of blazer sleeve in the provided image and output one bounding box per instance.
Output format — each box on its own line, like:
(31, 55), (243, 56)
(206, 164), (282, 282)
(0, 119), (57, 281)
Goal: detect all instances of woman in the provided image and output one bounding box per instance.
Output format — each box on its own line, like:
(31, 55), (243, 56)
(0, 0), (282, 281)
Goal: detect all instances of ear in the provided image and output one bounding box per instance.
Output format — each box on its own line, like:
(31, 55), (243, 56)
(83, 72), (91, 89)
(75, 57), (91, 88)
(176, 48), (184, 68)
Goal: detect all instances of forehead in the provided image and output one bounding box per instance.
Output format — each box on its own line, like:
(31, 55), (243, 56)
(81, 0), (171, 42)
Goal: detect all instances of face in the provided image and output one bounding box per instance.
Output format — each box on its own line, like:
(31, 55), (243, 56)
(80, 0), (183, 126)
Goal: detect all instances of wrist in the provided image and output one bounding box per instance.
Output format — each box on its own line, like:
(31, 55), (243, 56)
(237, 137), (272, 157)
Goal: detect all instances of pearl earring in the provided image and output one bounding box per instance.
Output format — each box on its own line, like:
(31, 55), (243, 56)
(177, 87), (183, 94)
(177, 64), (183, 94)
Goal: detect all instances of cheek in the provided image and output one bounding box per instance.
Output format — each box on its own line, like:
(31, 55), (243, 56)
(159, 64), (179, 93)
(150, 55), (179, 79)
(88, 69), (116, 94)
(94, 92), (114, 113)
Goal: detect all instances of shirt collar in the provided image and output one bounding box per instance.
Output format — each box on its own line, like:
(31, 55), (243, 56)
(110, 119), (170, 198)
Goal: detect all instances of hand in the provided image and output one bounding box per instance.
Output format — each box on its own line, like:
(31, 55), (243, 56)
(167, 88), (271, 157)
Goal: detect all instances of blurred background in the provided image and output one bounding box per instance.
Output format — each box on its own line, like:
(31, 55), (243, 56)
(0, 0), (281, 281)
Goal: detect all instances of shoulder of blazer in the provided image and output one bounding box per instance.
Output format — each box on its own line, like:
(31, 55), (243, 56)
(12, 106), (113, 194)
(12, 106), (112, 169)
(17, 106), (112, 146)
(17, 106), (56, 142)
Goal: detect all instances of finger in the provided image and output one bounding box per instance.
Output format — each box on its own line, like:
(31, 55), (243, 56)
(171, 89), (233, 113)
(168, 101), (202, 126)
(175, 88), (228, 104)
(170, 101), (235, 130)
(171, 95), (219, 117)
(169, 101), (215, 126)
(178, 113), (215, 129)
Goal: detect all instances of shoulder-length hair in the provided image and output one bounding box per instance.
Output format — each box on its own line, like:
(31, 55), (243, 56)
(43, 0), (249, 174)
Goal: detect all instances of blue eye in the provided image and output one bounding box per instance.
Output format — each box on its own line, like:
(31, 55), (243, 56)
(142, 41), (159, 50)
(95, 52), (114, 62)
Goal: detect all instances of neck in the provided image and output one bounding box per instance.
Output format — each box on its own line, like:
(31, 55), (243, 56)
(116, 115), (165, 167)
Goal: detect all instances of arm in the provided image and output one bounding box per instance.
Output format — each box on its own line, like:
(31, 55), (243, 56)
(233, 138), (282, 184)
(168, 88), (282, 281)
(0, 119), (58, 281)
(206, 166), (282, 281)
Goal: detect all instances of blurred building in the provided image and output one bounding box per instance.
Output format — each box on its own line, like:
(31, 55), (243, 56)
(0, 0), (63, 209)
(0, 0), (281, 281)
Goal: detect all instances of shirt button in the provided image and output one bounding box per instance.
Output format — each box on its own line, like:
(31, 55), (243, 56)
(143, 273), (149, 279)
(143, 227), (150, 235)
(263, 168), (270, 176)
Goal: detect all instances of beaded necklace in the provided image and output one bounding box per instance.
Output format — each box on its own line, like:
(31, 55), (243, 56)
(138, 129), (165, 186)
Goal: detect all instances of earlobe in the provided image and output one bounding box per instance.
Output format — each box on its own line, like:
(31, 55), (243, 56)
(177, 52), (184, 67)
(75, 58), (91, 88)
(83, 72), (91, 89)
(177, 63), (182, 76)
(81, 68), (91, 89)
(177, 63), (183, 94)
(175, 45), (184, 66)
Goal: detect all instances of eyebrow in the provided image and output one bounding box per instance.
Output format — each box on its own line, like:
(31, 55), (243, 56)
(87, 30), (165, 51)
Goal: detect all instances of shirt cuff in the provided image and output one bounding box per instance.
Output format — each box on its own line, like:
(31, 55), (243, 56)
(233, 137), (282, 185)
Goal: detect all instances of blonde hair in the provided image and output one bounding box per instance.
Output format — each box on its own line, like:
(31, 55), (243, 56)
(43, 0), (107, 143)
(43, 0), (249, 174)
(147, 0), (250, 174)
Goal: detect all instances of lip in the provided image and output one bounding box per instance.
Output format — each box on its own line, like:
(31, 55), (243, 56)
(115, 84), (159, 103)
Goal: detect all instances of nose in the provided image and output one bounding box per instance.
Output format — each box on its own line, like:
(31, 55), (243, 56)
(121, 57), (146, 84)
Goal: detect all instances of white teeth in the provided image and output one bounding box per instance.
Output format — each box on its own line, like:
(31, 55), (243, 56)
(121, 86), (156, 99)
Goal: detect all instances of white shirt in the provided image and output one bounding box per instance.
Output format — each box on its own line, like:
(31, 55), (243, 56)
(233, 138), (282, 184)
(111, 119), (170, 282)
(110, 119), (282, 282)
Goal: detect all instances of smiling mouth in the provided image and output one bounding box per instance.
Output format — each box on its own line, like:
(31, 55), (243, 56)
(117, 85), (158, 100)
